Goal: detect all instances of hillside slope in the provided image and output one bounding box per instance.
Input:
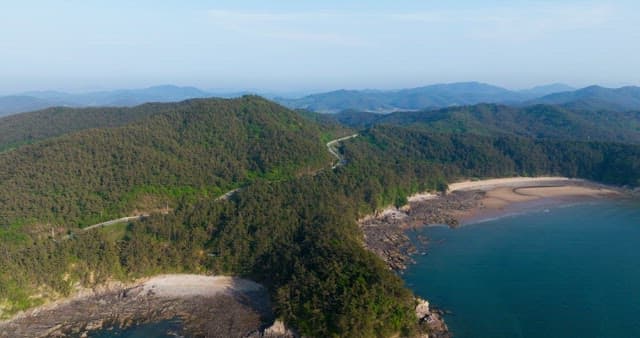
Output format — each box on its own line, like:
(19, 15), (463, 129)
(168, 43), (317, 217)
(0, 104), (170, 151)
(2, 97), (640, 337)
(333, 104), (640, 144)
(0, 96), (330, 227)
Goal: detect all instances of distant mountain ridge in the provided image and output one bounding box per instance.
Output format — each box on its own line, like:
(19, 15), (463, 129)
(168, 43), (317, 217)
(3, 82), (640, 117)
(0, 85), (213, 117)
(276, 82), (528, 113)
(529, 85), (640, 112)
(276, 82), (585, 113)
(0, 96), (54, 116)
(517, 83), (576, 97)
(277, 82), (640, 114)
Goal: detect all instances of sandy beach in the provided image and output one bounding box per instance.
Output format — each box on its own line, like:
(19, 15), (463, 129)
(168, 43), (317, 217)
(360, 176), (626, 270)
(447, 177), (622, 223)
(138, 274), (264, 298)
(447, 176), (573, 192)
(360, 177), (628, 338)
(366, 177), (620, 229)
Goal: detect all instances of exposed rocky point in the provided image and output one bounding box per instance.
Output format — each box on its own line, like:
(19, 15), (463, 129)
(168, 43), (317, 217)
(0, 276), (292, 338)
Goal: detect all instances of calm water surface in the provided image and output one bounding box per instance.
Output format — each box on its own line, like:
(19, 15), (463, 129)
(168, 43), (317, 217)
(404, 199), (640, 338)
(88, 319), (183, 337)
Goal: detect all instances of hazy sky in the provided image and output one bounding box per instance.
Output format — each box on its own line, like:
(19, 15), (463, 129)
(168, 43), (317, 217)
(1, 0), (638, 94)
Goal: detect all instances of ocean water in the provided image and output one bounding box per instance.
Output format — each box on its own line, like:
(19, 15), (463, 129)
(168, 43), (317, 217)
(403, 199), (640, 338)
(88, 319), (183, 337)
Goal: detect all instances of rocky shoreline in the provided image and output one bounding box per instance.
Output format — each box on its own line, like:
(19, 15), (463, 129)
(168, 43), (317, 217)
(0, 276), (294, 338)
(360, 179), (625, 271)
(359, 191), (482, 338)
(360, 178), (628, 338)
(360, 190), (483, 271)
(4, 178), (621, 338)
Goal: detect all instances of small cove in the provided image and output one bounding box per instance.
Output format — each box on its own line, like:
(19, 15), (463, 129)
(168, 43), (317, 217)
(404, 199), (640, 338)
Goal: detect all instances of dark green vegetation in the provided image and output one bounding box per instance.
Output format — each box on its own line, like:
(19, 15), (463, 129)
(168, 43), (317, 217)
(0, 97), (330, 227)
(344, 126), (640, 189)
(334, 104), (640, 144)
(0, 105), (158, 152)
(1, 96), (639, 337)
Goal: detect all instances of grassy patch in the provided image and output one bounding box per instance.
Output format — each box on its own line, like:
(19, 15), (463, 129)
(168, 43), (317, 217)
(98, 221), (129, 242)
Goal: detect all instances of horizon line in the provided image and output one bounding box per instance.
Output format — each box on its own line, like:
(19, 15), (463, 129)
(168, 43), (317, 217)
(2, 81), (639, 98)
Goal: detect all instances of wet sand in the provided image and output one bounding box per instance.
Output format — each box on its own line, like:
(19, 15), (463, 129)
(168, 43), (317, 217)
(361, 177), (625, 269)
(449, 178), (622, 224)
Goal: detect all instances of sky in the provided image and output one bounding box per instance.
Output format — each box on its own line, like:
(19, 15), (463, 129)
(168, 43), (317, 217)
(1, 0), (639, 94)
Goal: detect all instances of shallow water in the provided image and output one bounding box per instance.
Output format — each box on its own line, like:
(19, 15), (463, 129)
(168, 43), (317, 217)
(88, 319), (183, 337)
(404, 199), (640, 338)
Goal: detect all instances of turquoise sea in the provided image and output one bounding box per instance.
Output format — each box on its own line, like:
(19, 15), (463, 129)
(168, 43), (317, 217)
(403, 199), (640, 338)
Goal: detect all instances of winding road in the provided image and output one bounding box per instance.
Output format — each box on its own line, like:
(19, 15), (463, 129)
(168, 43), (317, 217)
(327, 134), (358, 169)
(81, 215), (149, 232)
(77, 133), (359, 233)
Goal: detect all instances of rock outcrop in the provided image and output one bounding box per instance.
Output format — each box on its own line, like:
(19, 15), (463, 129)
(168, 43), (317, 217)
(415, 298), (450, 338)
(360, 191), (479, 338)
(0, 276), (275, 338)
(360, 190), (483, 270)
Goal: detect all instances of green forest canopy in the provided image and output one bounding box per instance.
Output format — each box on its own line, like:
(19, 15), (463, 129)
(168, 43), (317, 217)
(1, 96), (639, 337)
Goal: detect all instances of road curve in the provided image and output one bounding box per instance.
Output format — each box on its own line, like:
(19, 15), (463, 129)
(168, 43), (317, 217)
(79, 134), (360, 233)
(326, 134), (358, 169)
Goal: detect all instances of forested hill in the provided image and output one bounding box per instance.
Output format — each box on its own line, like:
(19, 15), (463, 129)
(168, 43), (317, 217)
(333, 104), (640, 144)
(2, 96), (640, 337)
(342, 125), (640, 189)
(0, 96), (331, 228)
(0, 104), (167, 152)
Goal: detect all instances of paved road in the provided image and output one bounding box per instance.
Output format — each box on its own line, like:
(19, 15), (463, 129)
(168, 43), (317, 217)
(80, 134), (359, 232)
(326, 134), (358, 169)
(81, 215), (149, 232)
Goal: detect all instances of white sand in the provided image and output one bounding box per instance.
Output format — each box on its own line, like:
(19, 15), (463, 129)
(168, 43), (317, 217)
(407, 192), (438, 203)
(448, 177), (574, 192)
(365, 178), (579, 221)
(138, 275), (263, 298)
(452, 177), (621, 214)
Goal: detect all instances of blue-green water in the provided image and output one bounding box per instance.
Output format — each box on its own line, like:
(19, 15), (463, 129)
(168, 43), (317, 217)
(404, 200), (640, 338)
